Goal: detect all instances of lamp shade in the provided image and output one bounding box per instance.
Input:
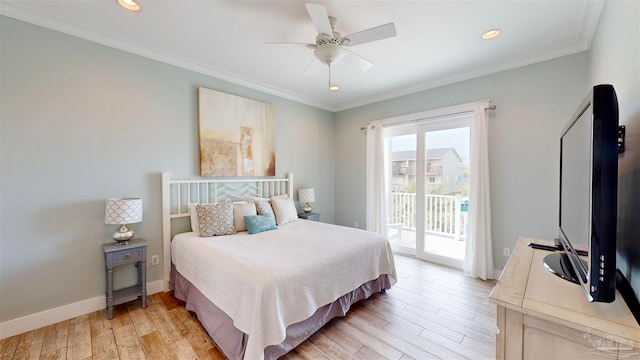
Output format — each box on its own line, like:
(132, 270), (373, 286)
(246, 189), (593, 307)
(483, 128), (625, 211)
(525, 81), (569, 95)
(298, 188), (315, 203)
(105, 198), (143, 225)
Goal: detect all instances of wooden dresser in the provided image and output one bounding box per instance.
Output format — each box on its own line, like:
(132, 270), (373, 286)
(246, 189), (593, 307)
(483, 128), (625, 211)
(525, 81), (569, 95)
(489, 237), (640, 359)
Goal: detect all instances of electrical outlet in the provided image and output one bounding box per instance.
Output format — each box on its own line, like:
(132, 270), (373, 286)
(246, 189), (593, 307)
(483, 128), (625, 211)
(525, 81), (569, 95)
(503, 248), (511, 257)
(151, 255), (160, 265)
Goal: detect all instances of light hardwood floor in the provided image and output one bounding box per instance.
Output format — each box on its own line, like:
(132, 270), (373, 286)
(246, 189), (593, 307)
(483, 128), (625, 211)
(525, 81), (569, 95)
(0, 255), (497, 359)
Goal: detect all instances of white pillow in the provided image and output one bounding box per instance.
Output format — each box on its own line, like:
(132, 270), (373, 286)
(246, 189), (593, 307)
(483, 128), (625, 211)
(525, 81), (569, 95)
(233, 201), (257, 232)
(271, 198), (299, 226)
(188, 203), (199, 234)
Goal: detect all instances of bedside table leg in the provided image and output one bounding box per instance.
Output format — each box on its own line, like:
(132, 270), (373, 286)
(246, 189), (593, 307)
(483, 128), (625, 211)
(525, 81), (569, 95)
(141, 259), (147, 309)
(106, 266), (114, 320)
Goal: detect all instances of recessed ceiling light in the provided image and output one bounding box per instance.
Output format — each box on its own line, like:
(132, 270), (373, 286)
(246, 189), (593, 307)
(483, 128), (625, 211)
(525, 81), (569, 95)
(117, 0), (140, 12)
(482, 29), (501, 40)
(329, 85), (340, 91)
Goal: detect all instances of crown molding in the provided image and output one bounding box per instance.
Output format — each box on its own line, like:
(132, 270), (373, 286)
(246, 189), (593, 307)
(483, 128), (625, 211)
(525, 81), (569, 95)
(0, 2), (334, 112)
(0, 0), (604, 114)
(334, 41), (592, 112)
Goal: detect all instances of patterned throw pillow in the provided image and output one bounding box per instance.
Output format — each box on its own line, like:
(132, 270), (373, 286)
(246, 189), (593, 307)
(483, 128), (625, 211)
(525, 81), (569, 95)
(244, 214), (278, 234)
(254, 200), (274, 216)
(196, 202), (236, 237)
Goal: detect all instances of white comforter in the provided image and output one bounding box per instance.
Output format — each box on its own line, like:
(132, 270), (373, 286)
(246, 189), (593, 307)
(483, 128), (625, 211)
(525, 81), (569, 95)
(171, 220), (397, 360)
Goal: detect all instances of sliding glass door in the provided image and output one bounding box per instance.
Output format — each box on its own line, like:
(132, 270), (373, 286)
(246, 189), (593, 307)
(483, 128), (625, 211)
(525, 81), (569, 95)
(384, 115), (471, 268)
(386, 126), (417, 255)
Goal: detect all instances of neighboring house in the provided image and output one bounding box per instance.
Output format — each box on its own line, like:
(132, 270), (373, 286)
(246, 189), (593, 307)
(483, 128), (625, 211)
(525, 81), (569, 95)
(391, 148), (467, 194)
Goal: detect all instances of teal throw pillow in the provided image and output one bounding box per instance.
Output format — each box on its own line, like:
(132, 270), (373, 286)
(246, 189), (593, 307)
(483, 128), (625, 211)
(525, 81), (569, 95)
(244, 214), (278, 234)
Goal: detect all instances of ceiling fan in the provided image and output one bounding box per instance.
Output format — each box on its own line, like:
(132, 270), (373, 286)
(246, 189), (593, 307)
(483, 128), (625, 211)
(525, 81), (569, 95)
(267, 3), (397, 91)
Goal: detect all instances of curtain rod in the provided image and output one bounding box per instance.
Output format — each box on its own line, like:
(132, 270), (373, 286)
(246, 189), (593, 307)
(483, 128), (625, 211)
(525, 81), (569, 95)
(360, 104), (496, 131)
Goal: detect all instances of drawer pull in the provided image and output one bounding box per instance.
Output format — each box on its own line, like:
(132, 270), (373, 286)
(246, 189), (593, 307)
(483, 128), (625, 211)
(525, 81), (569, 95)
(123, 253), (131, 260)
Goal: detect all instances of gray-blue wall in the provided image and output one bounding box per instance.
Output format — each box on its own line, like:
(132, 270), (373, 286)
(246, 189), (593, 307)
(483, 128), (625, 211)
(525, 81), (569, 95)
(0, 16), (336, 322)
(334, 52), (590, 270)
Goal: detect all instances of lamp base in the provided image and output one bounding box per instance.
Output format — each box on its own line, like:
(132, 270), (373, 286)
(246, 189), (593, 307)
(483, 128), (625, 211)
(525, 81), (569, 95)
(302, 203), (312, 213)
(113, 224), (134, 245)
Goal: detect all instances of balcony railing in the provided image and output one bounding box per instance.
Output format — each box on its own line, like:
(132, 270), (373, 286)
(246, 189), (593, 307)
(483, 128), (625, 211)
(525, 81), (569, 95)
(390, 192), (468, 240)
(392, 166), (441, 176)
(393, 166), (416, 176)
(426, 166), (442, 176)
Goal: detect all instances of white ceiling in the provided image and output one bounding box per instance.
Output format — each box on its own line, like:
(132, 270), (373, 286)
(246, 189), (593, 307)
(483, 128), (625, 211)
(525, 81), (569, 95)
(0, 0), (604, 112)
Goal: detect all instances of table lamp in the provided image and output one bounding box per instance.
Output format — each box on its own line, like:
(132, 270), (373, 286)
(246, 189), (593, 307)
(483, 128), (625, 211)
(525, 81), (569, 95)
(105, 197), (143, 244)
(298, 188), (315, 213)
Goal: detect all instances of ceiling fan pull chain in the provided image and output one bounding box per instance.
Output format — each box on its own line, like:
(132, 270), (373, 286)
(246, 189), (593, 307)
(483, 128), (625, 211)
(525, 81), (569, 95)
(327, 61), (339, 91)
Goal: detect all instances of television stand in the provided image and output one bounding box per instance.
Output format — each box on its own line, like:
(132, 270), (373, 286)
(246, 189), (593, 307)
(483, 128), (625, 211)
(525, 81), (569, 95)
(543, 252), (585, 284)
(490, 238), (639, 359)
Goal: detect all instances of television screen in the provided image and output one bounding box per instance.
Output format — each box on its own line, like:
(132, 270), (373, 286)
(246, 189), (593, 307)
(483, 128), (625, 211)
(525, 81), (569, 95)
(558, 105), (592, 283)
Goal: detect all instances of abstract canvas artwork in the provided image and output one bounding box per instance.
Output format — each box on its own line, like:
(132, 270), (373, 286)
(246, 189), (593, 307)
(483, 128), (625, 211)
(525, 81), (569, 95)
(198, 87), (276, 177)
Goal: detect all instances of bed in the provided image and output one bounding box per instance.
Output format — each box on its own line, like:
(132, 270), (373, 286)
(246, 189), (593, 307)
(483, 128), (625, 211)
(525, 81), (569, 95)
(161, 173), (397, 359)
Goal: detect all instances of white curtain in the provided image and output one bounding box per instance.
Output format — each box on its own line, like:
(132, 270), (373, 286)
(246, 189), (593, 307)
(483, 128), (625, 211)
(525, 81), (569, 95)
(365, 121), (387, 234)
(464, 103), (495, 280)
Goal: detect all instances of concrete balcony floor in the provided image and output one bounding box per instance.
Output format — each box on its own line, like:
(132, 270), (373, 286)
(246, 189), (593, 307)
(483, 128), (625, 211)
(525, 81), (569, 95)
(388, 227), (466, 260)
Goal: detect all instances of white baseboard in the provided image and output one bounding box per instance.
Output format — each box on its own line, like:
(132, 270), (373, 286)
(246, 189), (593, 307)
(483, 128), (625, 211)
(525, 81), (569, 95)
(0, 280), (164, 340)
(494, 268), (502, 280)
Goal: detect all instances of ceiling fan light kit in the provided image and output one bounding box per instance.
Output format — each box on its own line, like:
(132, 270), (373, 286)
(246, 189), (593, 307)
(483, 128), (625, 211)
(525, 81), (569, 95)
(482, 28), (501, 40)
(268, 3), (397, 91)
(117, 0), (140, 12)
(314, 42), (345, 65)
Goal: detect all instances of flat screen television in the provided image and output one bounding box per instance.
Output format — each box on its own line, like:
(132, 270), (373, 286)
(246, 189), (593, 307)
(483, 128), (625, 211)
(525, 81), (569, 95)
(545, 84), (619, 303)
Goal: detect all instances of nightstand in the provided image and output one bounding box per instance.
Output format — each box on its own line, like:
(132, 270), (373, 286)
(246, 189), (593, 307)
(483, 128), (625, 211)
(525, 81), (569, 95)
(298, 212), (320, 221)
(102, 239), (147, 319)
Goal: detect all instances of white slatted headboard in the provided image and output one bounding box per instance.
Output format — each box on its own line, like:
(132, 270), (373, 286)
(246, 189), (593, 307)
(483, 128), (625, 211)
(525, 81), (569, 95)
(161, 172), (293, 290)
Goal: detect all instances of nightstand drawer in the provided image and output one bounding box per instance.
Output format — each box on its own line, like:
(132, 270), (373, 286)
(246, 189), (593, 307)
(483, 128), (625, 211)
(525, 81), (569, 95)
(113, 248), (143, 265)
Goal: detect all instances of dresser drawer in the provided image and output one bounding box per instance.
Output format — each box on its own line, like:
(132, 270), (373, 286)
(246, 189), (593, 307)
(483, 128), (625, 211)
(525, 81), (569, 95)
(113, 248), (143, 265)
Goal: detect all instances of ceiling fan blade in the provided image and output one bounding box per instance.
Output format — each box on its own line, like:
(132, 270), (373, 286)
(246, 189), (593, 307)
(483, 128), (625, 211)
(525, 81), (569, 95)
(305, 3), (334, 36)
(344, 49), (373, 72)
(344, 23), (397, 46)
(303, 58), (323, 76)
